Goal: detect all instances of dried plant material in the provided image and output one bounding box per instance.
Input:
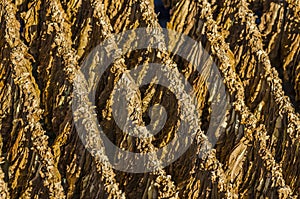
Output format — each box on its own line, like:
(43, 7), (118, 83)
(0, 0), (299, 198)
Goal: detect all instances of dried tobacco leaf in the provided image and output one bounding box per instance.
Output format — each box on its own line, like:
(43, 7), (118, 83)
(0, 0), (299, 198)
